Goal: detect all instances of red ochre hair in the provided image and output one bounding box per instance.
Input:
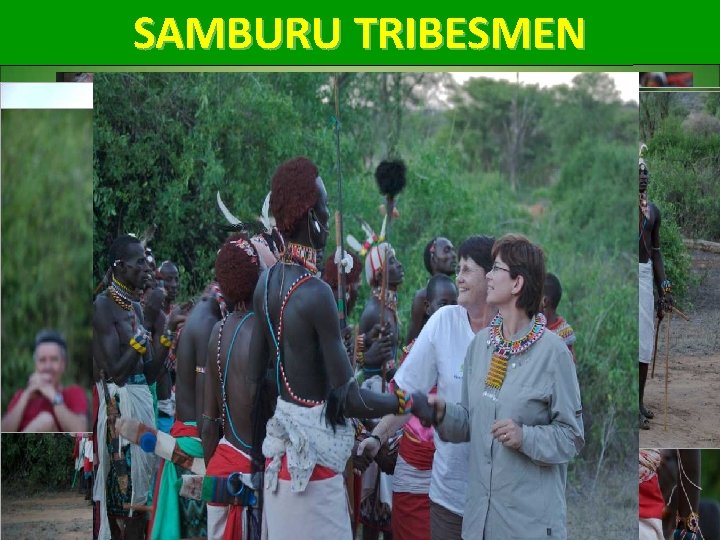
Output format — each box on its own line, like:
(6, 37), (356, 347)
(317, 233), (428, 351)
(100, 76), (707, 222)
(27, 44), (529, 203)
(215, 234), (261, 307)
(323, 252), (362, 289)
(270, 156), (319, 236)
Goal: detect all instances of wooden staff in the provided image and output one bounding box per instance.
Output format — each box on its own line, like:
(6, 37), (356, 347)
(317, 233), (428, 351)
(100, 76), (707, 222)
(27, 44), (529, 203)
(333, 74), (348, 328)
(664, 310), (672, 431)
(650, 316), (661, 379)
(374, 160), (406, 391)
(671, 305), (690, 321)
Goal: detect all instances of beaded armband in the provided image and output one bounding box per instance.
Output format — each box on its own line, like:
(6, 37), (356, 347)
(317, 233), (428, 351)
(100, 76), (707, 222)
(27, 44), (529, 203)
(661, 279), (672, 295)
(130, 330), (148, 355)
(677, 512), (700, 534)
(160, 332), (173, 348)
(394, 387), (413, 415)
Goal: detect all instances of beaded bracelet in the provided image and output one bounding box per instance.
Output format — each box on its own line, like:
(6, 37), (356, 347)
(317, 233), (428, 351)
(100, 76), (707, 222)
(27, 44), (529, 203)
(394, 387), (413, 415)
(661, 279), (672, 295)
(356, 332), (366, 354)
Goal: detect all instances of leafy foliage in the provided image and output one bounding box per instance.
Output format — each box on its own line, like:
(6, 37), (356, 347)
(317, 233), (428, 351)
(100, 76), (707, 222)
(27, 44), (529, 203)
(1, 110), (93, 412)
(1, 434), (77, 493)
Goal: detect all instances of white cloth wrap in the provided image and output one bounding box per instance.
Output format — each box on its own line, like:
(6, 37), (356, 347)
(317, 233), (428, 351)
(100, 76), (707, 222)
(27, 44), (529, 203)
(639, 262), (655, 363)
(93, 380), (156, 540)
(639, 518), (664, 540)
(262, 398), (354, 494)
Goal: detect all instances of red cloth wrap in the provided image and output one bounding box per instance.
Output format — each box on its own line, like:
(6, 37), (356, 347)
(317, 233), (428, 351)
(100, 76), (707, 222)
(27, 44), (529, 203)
(169, 419), (199, 438)
(206, 443), (253, 540)
(639, 475), (665, 519)
(392, 491), (431, 540)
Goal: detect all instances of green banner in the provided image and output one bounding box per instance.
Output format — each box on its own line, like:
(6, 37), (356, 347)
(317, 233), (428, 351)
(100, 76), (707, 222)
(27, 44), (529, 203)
(0, 1), (718, 65)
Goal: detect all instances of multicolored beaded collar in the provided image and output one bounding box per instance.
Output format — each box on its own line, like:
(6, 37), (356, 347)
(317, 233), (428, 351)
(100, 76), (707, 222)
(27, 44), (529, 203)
(108, 276), (138, 311)
(281, 242), (318, 275)
(484, 313), (546, 397)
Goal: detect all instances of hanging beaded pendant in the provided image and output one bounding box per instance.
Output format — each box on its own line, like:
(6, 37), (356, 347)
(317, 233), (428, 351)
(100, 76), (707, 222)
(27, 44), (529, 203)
(484, 313), (546, 395)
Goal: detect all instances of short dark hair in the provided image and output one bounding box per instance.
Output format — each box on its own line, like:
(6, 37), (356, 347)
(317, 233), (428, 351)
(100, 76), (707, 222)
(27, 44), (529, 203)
(491, 234), (546, 318)
(423, 237), (438, 275)
(34, 329), (68, 360)
(544, 272), (563, 310)
(109, 235), (142, 268)
(458, 235), (495, 273)
(426, 274), (457, 302)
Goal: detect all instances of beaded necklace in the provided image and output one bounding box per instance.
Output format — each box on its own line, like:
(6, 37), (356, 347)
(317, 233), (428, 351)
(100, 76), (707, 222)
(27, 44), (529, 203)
(483, 313), (546, 398)
(108, 276), (138, 311)
(371, 287), (398, 314)
(281, 242), (318, 274)
(216, 310), (255, 449)
(263, 265), (322, 406)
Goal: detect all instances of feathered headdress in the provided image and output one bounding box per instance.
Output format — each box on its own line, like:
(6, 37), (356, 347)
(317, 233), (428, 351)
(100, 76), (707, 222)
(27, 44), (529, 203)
(346, 215), (387, 257)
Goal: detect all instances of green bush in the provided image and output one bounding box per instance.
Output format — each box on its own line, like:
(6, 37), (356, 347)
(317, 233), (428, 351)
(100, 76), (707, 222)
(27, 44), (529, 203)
(1, 434), (77, 493)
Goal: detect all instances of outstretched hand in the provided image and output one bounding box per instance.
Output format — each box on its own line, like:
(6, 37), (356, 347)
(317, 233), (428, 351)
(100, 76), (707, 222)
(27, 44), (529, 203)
(410, 393), (447, 427)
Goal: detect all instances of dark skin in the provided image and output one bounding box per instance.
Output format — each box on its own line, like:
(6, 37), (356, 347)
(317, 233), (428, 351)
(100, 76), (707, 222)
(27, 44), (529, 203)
(406, 237), (456, 343)
(359, 251), (404, 356)
(174, 287), (223, 433)
(658, 449), (701, 539)
(158, 261), (180, 314)
(639, 165), (673, 423)
(92, 242), (158, 540)
(93, 242), (164, 385)
(249, 177), (401, 419)
(202, 307), (259, 464)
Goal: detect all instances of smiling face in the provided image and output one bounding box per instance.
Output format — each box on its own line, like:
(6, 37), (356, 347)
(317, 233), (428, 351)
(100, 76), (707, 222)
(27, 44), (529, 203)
(34, 342), (66, 388)
(455, 256), (487, 309)
(485, 257), (521, 309)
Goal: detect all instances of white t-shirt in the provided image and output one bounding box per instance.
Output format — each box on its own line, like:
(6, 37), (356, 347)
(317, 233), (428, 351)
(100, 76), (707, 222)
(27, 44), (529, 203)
(393, 304), (474, 515)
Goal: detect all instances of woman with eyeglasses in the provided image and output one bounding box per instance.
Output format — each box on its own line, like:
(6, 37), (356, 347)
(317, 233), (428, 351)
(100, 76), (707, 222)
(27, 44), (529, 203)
(420, 234), (584, 540)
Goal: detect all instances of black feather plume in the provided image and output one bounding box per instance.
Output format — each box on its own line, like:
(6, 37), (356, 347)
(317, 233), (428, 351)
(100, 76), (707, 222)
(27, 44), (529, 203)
(375, 159), (406, 198)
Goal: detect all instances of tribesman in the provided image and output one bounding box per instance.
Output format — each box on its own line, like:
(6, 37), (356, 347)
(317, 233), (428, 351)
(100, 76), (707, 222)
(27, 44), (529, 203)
(638, 154), (673, 430)
(202, 234), (265, 540)
(406, 237), (457, 344)
(249, 156), (415, 539)
(92, 234), (164, 540)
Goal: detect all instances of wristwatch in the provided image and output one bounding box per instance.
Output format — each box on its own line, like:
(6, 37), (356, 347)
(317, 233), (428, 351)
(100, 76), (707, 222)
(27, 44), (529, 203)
(52, 392), (64, 406)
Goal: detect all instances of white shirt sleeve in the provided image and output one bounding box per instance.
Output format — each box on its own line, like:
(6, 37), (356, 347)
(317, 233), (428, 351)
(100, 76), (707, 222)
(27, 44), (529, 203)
(393, 309), (441, 393)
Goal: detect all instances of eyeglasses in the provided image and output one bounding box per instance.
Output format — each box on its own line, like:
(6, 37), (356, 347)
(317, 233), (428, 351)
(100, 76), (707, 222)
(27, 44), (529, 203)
(490, 264), (511, 275)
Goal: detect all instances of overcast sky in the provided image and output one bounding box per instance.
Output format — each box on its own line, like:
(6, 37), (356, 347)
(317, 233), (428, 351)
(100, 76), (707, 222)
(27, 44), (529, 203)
(450, 72), (638, 104)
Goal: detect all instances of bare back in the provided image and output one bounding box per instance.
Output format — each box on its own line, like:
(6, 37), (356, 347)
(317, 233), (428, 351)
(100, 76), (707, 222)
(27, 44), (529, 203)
(175, 294), (222, 423)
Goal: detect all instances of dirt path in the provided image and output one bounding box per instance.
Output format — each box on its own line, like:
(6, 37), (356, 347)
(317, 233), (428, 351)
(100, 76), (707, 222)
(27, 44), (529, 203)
(640, 249), (720, 448)
(1, 491), (92, 539)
